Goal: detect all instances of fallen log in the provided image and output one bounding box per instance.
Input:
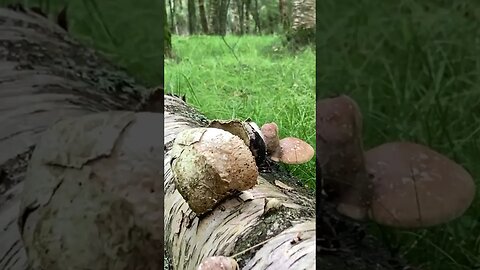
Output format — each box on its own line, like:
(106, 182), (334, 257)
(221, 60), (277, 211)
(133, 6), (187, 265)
(163, 96), (414, 270)
(0, 7), (158, 270)
(163, 95), (316, 269)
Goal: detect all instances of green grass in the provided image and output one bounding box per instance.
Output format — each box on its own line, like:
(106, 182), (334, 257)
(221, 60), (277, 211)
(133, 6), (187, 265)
(318, 1), (480, 269)
(0, 0), (163, 86)
(165, 35), (316, 187)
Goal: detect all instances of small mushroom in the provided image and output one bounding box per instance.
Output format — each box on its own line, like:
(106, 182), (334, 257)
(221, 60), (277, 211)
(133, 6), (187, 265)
(171, 127), (259, 215)
(197, 256), (239, 270)
(261, 122), (282, 161)
(278, 137), (315, 164)
(365, 142), (475, 228)
(316, 95), (372, 221)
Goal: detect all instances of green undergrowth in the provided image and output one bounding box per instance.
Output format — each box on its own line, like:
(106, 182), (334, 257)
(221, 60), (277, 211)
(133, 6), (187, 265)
(318, 1), (480, 269)
(165, 35), (316, 188)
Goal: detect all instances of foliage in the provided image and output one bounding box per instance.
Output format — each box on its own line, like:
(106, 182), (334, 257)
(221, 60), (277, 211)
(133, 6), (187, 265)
(318, 1), (480, 269)
(165, 35), (316, 188)
(285, 27), (315, 50)
(166, 0), (293, 35)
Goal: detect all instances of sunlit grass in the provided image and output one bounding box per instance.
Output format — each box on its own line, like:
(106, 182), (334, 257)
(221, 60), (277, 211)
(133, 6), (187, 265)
(165, 35), (316, 188)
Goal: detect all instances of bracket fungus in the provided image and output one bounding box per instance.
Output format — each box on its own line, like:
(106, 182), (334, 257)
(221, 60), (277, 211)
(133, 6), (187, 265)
(365, 142), (475, 228)
(260, 122), (315, 165)
(170, 127), (259, 216)
(209, 119), (267, 167)
(316, 95), (372, 221)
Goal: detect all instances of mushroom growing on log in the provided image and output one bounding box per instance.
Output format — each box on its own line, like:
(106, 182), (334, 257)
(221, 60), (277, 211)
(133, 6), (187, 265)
(278, 137), (315, 165)
(197, 256), (239, 270)
(261, 122), (282, 161)
(170, 127), (259, 216)
(260, 122), (315, 165)
(164, 95), (316, 269)
(208, 119), (268, 168)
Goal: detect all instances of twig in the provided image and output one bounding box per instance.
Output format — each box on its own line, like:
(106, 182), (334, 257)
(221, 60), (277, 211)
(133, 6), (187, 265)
(221, 35), (241, 64)
(230, 228), (315, 258)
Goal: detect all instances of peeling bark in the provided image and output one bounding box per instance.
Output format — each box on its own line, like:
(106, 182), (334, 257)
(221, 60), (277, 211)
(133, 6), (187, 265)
(20, 111), (164, 270)
(0, 7), (158, 270)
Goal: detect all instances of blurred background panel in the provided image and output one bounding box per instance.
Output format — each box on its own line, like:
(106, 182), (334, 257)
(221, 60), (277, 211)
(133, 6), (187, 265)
(317, 1), (480, 270)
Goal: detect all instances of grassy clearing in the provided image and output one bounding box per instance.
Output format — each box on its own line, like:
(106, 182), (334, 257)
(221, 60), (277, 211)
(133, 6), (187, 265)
(165, 35), (316, 187)
(318, 1), (480, 269)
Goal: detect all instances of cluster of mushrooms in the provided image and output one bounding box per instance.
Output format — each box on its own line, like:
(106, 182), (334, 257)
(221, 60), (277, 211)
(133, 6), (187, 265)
(170, 119), (314, 270)
(317, 95), (476, 228)
(170, 119), (315, 216)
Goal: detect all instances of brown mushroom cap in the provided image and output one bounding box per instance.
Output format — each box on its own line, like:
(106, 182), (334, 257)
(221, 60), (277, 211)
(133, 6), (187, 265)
(278, 137), (314, 164)
(171, 127), (259, 215)
(316, 95), (371, 221)
(261, 122), (281, 160)
(197, 256), (239, 270)
(365, 141), (475, 228)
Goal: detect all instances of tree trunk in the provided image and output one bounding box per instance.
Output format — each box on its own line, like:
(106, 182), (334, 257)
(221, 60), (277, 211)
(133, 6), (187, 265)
(168, 0), (175, 33)
(236, 0), (245, 35)
(198, 0), (209, 34)
(208, 0), (230, 35)
(187, 0), (197, 35)
(0, 7), (160, 270)
(0, 6), (413, 270)
(163, 0), (172, 57)
(174, 0), (186, 35)
(208, 0), (217, 34)
(291, 0), (315, 31)
(279, 0), (289, 31)
(244, 0), (251, 33)
(231, 0), (241, 35)
(251, 0), (261, 33)
(288, 0), (315, 47)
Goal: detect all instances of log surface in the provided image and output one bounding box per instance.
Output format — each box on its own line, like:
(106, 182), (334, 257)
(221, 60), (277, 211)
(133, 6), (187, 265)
(0, 7), (149, 270)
